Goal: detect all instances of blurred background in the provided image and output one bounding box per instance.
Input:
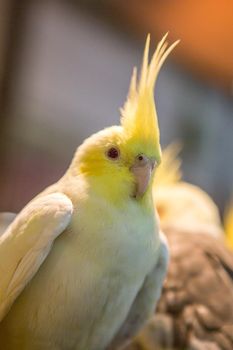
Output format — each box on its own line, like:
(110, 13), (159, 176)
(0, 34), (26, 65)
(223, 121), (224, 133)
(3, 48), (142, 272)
(0, 0), (232, 213)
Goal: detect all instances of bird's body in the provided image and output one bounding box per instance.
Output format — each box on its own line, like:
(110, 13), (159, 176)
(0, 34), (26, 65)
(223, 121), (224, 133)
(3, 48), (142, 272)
(0, 36), (178, 349)
(0, 174), (160, 350)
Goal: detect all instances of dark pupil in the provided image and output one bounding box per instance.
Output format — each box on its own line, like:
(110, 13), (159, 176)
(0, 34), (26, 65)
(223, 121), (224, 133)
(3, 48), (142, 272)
(138, 155), (143, 161)
(108, 147), (119, 159)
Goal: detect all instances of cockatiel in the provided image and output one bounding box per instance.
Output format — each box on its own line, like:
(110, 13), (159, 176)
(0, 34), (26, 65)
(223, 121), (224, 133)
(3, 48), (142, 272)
(0, 34), (179, 350)
(123, 147), (233, 350)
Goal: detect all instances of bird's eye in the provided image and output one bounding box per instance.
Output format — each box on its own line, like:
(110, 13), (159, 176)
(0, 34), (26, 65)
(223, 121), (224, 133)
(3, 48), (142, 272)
(107, 147), (120, 160)
(137, 154), (144, 161)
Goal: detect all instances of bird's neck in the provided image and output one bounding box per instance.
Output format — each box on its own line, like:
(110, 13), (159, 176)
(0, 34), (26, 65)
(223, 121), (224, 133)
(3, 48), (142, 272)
(86, 174), (155, 213)
(60, 171), (155, 214)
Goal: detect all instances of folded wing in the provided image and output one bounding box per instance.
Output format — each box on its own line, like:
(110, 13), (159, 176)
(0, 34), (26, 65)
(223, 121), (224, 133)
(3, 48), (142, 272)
(0, 193), (73, 321)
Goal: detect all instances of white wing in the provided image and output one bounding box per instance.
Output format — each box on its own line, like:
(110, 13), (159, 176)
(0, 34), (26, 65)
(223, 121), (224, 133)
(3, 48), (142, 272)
(0, 193), (73, 321)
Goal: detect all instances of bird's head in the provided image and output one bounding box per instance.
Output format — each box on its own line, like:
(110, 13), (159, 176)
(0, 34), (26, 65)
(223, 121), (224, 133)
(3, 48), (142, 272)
(68, 34), (179, 207)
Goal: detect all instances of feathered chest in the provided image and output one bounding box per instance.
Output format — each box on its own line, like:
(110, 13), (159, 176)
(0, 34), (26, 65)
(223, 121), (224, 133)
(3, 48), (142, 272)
(0, 194), (161, 350)
(67, 195), (160, 282)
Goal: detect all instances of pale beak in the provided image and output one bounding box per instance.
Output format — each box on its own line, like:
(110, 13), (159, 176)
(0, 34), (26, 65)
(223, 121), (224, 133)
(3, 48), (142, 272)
(130, 155), (155, 198)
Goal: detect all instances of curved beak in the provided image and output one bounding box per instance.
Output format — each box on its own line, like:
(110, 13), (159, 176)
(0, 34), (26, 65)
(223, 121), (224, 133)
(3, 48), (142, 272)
(130, 156), (155, 198)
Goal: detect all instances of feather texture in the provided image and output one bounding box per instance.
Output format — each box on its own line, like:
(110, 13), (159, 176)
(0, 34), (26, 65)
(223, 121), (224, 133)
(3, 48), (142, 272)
(121, 34), (179, 162)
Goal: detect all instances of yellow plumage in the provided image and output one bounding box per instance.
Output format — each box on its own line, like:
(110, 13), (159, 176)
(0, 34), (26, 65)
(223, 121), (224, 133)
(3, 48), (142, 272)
(121, 34), (179, 163)
(224, 199), (233, 250)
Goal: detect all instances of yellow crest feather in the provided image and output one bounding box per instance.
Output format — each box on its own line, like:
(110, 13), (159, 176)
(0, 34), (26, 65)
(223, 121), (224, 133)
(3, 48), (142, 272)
(121, 34), (179, 161)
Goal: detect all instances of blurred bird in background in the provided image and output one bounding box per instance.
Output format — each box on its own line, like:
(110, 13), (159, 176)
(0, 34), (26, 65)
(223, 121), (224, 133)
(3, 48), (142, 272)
(154, 144), (223, 239)
(123, 146), (233, 350)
